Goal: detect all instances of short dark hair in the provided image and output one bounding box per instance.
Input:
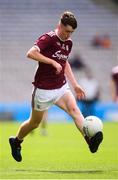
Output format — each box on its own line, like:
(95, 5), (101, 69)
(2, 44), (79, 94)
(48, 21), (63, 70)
(60, 11), (77, 29)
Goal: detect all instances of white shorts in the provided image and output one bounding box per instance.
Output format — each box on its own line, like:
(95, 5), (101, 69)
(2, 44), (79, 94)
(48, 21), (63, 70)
(32, 83), (70, 111)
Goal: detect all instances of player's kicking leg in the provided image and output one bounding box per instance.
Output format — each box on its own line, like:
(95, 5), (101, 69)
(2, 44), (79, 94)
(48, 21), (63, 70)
(9, 109), (45, 162)
(55, 91), (103, 153)
(84, 131), (103, 153)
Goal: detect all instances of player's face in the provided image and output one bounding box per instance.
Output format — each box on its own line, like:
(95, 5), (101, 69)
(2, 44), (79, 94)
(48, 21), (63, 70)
(58, 24), (75, 41)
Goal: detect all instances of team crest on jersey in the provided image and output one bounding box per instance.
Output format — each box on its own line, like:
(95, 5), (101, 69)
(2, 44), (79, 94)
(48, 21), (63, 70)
(56, 42), (61, 46)
(66, 45), (69, 51)
(62, 44), (65, 50)
(62, 44), (69, 51)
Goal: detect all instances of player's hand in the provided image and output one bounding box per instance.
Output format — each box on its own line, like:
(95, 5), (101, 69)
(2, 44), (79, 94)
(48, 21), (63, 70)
(52, 61), (62, 74)
(74, 85), (86, 100)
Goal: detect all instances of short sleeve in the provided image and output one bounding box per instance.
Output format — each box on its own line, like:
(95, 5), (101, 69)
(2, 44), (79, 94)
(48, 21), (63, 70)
(34, 34), (52, 52)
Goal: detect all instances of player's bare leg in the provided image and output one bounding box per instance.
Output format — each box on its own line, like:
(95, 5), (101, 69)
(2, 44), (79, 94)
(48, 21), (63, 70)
(9, 109), (46, 162)
(55, 91), (85, 135)
(16, 109), (45, 140)
(55, 91), (103, 153)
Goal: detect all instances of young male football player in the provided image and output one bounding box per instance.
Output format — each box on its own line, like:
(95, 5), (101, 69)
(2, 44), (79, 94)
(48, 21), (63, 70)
(9, 11), (103, 162)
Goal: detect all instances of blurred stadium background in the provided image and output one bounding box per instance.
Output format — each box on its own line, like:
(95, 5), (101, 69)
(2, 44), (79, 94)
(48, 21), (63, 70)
(0, 0), (118, 122)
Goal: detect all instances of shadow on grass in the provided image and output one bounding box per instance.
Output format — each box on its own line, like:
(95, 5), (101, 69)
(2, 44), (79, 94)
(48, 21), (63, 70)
(15, 169), (104, 174)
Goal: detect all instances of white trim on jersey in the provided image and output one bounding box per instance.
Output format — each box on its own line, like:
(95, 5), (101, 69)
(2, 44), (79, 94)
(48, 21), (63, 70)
(46, 31), (56, 37)
(34, 45), (40, 52)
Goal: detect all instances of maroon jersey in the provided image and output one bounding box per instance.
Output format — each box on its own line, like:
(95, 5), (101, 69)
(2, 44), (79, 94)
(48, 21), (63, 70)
(32, 31), (72, 89)
(111, 66), (118, 95)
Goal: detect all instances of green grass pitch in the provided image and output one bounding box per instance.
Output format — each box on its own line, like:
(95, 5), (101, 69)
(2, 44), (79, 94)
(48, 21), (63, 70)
(0, 121), (118, 179)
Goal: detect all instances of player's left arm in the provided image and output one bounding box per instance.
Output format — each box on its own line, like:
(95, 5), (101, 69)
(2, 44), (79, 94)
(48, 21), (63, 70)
(65, 61), (85, 99)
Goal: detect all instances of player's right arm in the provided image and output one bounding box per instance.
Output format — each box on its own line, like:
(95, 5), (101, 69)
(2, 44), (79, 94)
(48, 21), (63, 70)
(27, 46), (62, 74)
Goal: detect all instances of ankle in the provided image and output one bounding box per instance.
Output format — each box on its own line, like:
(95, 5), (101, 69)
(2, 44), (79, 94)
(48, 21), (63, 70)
(15, 137), (23, 144)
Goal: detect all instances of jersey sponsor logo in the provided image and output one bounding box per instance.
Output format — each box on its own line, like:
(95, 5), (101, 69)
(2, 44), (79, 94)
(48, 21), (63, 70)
(52, 50), (68, 61)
